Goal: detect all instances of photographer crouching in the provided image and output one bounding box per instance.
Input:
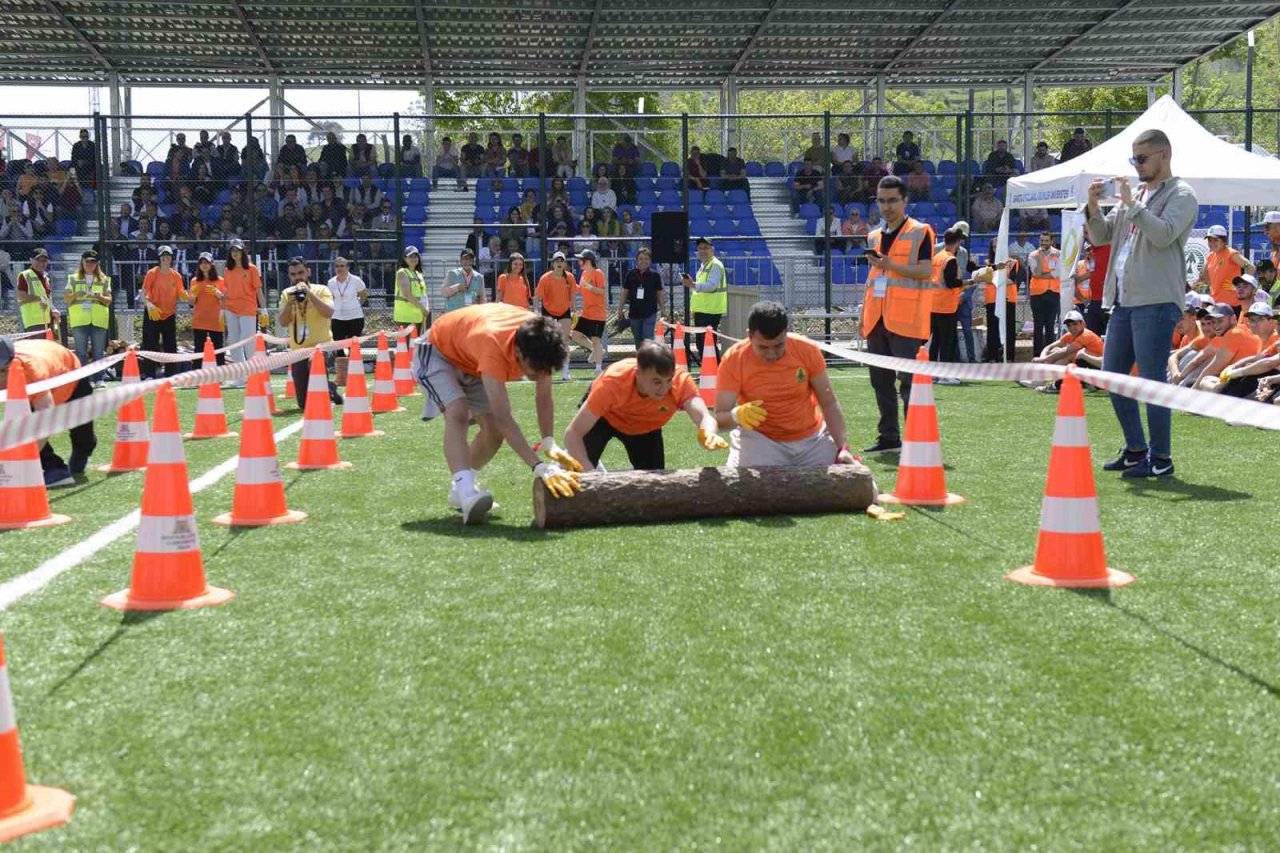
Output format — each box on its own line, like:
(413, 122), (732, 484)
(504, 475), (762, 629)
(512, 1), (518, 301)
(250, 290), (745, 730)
(277, 256), (343, 409)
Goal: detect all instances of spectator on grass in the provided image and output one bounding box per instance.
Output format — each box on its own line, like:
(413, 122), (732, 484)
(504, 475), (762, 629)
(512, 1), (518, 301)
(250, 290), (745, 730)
(906, 160), (931, 200)
(319, 132), (348, 179)
(686, 146), (709, 192)
(433, 137), (465, 190)
(1232, 273), (1269, 317)
(1195, 225), (1253, 309)
(983, 140), (1020, 187)
(612, 134), (641, 175)
(279, 256), (341, 407)
(483, 132), (507, 178)
(1216, 302), (1280, 398)
(591, 177), (617, 215)
(552, 135), (574, 178)
(350, 133), (376, 177)
(970, 184), (1003, 233)
(442, 247), (486, 313)
(1025, 310), (1104, 392)
(1029, 141), (1056, 172)
(1060, 128), (1093, 162)
(722, 148), (749, 194)
(1186, 302), (1263, 392)
(326, 255), (368, 340)
(71, 128), (96, 187)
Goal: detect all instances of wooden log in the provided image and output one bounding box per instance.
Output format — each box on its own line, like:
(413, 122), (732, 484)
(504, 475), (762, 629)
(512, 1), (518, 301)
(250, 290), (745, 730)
(532, 463), (880, 530)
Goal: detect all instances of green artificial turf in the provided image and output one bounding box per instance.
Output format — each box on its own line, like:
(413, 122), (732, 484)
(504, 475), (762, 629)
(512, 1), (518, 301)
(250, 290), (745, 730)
(2, 371), (1279, 850)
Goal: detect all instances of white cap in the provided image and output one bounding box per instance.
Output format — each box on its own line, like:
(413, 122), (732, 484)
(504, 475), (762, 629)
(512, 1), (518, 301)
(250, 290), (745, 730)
(1206, 224), (1228, 238)
(1063, 309), (1085, 324)
(1264, 211), (1280, 225)
(1246, 301), (1275, 318)
(1184, 292), (1202, 311)
(1234, 273), (1259, 289)
(952, 220), (970, 236)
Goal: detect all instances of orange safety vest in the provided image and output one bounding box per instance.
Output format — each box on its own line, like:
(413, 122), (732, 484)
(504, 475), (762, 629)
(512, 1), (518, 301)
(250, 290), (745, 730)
(1074, 260), (1092, 302)
(860, 217), (936, 340)
(931, 249), (960, 313)
(1028, 248), (1060, 296)
(1204, 247), (1242, 307)
(984, 258), (1018, 305)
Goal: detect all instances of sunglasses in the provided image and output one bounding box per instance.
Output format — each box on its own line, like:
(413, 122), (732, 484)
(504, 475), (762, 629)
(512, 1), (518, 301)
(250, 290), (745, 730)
(1128, 154), (1155, 166)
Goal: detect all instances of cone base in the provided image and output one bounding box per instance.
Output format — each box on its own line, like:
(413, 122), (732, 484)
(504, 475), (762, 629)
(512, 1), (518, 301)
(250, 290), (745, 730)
(340, 430), (385, 439)
(100, 585), (235, 611)
(0, 513), (72, 531)
(95, 463), (144, 474)
(284, 460), (353, 471)
(879, 492), (966, 506)
(211, 509), (307, 527)
(0, 784), (75, 843)
(183, 431), (238, 440)
(1005, 565), (1135, 588)
(371, 406), (406, 414)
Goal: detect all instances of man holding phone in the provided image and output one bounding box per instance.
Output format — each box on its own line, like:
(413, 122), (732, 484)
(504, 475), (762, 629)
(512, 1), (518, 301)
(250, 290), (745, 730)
(682, 237), (726, 366)
(1085, 128), (1198, 479)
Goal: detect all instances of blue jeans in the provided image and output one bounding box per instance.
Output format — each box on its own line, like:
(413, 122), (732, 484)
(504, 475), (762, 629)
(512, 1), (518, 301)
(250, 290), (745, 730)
(1101, 302), (1181, 459)
(956, 293), (977, 362)
(629, 313), (657, 349)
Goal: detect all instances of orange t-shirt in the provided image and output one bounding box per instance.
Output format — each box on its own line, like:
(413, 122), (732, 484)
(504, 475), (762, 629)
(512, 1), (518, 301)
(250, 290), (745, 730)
(1204, 248), (1242, 307)
(428, 303), (531, 381)
(13, 340), (80, 406)
(718, 334), (827, 442)
(1263, 340), (1279, 358)
(142, 267), (186, 320)
(497, 273), (531, 310)
(1058, 329), (1103, 357)
(223, 264), (263, 317)
(1212, 325), (1261, 363)
(585, 359), (698, 436)
(535, 272), (575, 317)
(189, 276), (225, 331)
(1254, 330), (1278, 352)
(576, 267), (607, 321)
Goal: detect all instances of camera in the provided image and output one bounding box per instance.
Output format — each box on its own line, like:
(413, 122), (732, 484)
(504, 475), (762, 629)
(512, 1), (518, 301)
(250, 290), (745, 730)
(292, 284), (309, 303)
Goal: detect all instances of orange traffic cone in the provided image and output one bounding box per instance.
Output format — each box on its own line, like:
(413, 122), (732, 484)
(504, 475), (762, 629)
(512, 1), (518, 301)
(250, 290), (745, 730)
(393, 327), (416, 396)
(213, 372), (306, 527)
(880, 349), (964, 506)
(102, 384), (235, 610)
(340, 338), (382, 438)
(673, 323), (688, 371)
(184, 339), (236, 440)
(370, 331), (404, 414)
(43, 328), (53, 342)
(0, 635), (75, 843)
(285, 350), (352, 471)
(0, 363), (71, 530)
(1007, 369), (1134, 588)
(253, 334), (280, 415)
(698, 328), (718, 405)
(655, 317), (666, 339)
(283, 369), (296, 409)
(97, 350), (149, 473)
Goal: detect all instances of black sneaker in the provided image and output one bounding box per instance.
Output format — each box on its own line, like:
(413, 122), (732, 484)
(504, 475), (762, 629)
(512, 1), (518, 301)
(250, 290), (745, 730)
(329, 389), (345, 407)
(862, 438), (902, 454)
(1123, 456), (1175, 479)
(1102, 448), (1146, 472)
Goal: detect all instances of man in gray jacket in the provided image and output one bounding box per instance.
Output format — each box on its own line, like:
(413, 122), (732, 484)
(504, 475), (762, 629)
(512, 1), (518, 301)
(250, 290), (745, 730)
(1085, 129), (1198, 479)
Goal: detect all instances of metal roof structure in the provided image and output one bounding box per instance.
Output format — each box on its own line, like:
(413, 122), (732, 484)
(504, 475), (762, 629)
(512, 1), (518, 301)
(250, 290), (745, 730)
(0, 0), (1277, 89)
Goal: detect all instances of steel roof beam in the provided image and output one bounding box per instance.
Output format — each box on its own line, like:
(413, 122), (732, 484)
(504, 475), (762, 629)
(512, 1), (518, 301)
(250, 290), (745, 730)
(40, 0), (112, 70)
(729, 0), (784, 76)
(227, 0), (275, 72)
(412, 0), (433, 74)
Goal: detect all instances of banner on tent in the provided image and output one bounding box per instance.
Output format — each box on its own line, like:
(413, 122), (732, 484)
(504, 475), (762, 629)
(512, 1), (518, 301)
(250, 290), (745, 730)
(1184, 229), (1211, 283)
(1059, 209), (1086, 317)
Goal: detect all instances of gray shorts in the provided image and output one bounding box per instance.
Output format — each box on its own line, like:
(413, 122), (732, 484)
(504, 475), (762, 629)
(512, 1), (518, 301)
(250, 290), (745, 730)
(414, 343), (491, 420)
(726, 424), (837, 468)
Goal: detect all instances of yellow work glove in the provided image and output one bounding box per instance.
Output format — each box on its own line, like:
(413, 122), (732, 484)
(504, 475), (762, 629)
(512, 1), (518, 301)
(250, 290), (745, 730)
(1219, 369), (1235, 382)
(866, 504), (905, 522)
(146, 306), (161, 322)
(540, 437), (584, 472)
(731, 400), (767, 431)
(257, 310), (270, 330)
(534, 462), (581, 499)
(698, 427), (728, 450)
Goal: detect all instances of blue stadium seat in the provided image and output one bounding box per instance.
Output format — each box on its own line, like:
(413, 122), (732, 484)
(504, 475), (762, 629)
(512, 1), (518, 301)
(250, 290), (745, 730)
(738, 219), (761, 236)
(660, 161), (681, 177)
(377, 163), (395, 179)
(787, 161), (803, 176)
(764, 161), (786, 177)
(938, 160), (958, 175)
(921, 160), (937, 174)
(713, 219), (736, 236)
(146, 161), (166, 178)
(708, 203), (732, 220)
(566, 177), (587, 192)
(657, 189), (682, 207)
(913, 201), (935, 218)
(637, 190), (658, 206)
(55, 219), (76, 238)
(704, 189), (726, 205)
(727, 189), (750, 206)
(639, 162), (658, 177)
(746, 162), (764, 177)
(797, 202), (821, 220)
(634, 177), (655, 192)
(688, 189), (704, 206)
(656, 176), (678, 192)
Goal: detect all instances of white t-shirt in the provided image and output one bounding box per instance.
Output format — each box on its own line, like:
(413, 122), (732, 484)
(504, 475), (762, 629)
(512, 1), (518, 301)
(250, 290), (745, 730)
(832, 144), (856, 164)
(327, 273), (367, 321)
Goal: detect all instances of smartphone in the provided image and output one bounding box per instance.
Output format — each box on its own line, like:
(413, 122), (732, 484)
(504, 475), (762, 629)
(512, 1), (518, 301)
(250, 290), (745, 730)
(1097, 178), (1116, 198)
(865, 249), (883, 259)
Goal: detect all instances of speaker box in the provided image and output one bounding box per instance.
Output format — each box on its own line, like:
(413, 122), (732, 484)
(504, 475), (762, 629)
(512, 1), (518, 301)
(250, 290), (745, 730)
(650, 211), (688, 264)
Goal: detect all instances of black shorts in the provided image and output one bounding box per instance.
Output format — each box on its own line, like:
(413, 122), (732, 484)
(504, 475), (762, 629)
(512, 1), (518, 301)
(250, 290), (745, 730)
(574, 317), (606, 338)
(541, 307), (570, 320)
(583, 417), (665, 471)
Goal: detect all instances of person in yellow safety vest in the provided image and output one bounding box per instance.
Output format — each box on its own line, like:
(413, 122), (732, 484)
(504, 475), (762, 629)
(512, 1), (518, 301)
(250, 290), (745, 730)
(16, 248), (59, 333)
(1194, 224), (1253, 313)
(394, 245), (429, 332)
(860, 174), (936, 454)
(681, 237), (727, 367)
(64, 249), (112, 387)
(1026, 231), (1062, 359)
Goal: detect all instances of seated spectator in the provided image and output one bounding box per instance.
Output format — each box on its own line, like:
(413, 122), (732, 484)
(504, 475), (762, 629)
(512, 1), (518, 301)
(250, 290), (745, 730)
(506, 133), (528, 177)
(860, 157), (888, 201)
(304, 201), (327, 236)
(517, 189), (540, 223)
(241, 136), (266, 178)
(1232, 273), (1268, 316)
(686, 146), (709, 191)
(1217, 303), (1280, 398)
(620, 208), (643, 253)
(814, 205), (840, 255)
(278, 134), (308, 173)
(547, 202), (575, 236)
(460, 132), (484, 180)
(791, 159), (822, 213)
(227, 184), (253, 231)
(572, 220), (600, 256)
(116, 202), (137, 239)
(590, 177), (617, 214)
(319, 132), (348, 178)
(478, 235), (504, 291)
(895, 131), (921, 172)
(132, 174), (158, 211)
(832, 133), (857, 166)
(1255, 258), (1278, 306)
(287, 226), (316, 264)
(552, 135), (574, 178)
(1029, 141), (1056, 172)
(833, 160), (861, 205)
(581, 206), (601, 236)
(612, 134), (641, 175)
(371, 197), (395, 233)
(526, 137), (545, 178)
(614, 163), (638, 205)
(0, 202), (33, 250)
(214, 217), (238, 243)
(465, 216), (491, 257)
(347, 172), (383, 212)
(548, 177), (570, 213)
(400, 134), (421, 176)
(350, 133), (376, 177)
(71, 128), (97, 188)
(483, 132), (507, 178)
(906, 160), (931, 200)
(721, 147), (749, 194)
(1060, 127), (1093, 162)
(802, 132), (828, 168)
(597, 207), (622, 257)
(190, 161), (218, 205)
(1246, 300), (1278, 350)
(133, 214), (156, 241)
(193, 130), (213, 160)
(1027, 310), (1104, 390)
(1019, 207), (1050, 232)
(500, 206), (529, 250)
(58, 170), (83, 223)
(22, 187), (54, 239)
(254, 183), (276, 226)
(1173, 302), (1258, 388)
(214, 131), (239, 178)
(983, 140), (1020, 187)
(432, 136), (465, 190)
(167, 133), (194, 173)
(317, 183), (344, 222)
(841, 207), (869, 249)
(970, 184), (1004, 233)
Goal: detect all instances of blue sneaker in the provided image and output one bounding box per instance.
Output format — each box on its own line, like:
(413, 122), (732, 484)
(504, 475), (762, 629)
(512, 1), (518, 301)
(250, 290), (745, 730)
(43, 466), (75, 488)
(1102, 448), (1146, 472)
(1122, 456), (1175, 479)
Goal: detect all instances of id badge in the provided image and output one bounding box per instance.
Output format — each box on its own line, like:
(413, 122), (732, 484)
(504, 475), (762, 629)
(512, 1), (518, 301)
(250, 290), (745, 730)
(464, 292), (473, 306)
(635, 287), (645, 300)
(872, 275), (887, 298)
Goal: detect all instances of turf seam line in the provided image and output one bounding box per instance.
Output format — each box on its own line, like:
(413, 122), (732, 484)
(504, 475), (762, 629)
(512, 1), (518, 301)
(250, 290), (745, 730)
(0, 419), (306, 612)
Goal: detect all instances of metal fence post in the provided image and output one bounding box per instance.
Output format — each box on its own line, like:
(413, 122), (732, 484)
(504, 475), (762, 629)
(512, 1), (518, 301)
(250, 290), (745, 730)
(1105, 108), (1113, 140)
(823, 109), (832, 338)
(94, 111), (115, 335)
(245, 113), (257, 256)
(538, 112), (548, 275)
(961, 109), (973, 226)
(681, 112), (689, 322)
(1245, 40), (1255, 254)
(394, 112), (404, 259)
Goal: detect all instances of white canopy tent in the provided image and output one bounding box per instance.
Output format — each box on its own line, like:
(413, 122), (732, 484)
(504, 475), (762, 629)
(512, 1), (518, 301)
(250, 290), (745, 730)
(990, 95), (1280, 359)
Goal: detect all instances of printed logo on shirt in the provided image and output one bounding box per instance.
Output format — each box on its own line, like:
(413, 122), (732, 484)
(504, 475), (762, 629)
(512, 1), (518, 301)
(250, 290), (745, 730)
(657, 405), (669, 413)
(795, 367), (807, 383)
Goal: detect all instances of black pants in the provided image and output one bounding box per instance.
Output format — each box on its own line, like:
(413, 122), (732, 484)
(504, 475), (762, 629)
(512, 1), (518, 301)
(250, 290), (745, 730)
(928, 310), (958, 363)
(141, 314), (178, 379)
(984, 302), (1018, 362)
(1030, 292), (1059, 358)
(688, 311), (722, 366)
(192, 328), (225, 366)
(290, 356), (340, 410)
(583, 417), (665, 470)
(331, 317), (365, 342)
(865, 318), (923, 442)
(39, 378), (96, 473)
(1084, 299), (1108, 336)
(1221, 371), (1275, 399)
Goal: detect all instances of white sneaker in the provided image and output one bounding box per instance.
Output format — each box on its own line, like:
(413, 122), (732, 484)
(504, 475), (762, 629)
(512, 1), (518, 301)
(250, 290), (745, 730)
(450, 486), (500, 512)
(461, 488), (493, 525)
(561, 370), (572, 382)
(935, 377), (961, 385)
